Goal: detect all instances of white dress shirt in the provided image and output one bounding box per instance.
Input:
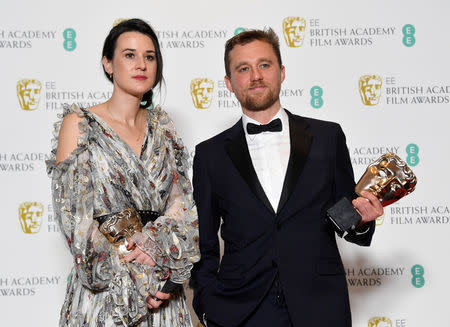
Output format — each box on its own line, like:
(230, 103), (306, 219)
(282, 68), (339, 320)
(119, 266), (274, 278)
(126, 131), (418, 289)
(242, 108), (290, 212)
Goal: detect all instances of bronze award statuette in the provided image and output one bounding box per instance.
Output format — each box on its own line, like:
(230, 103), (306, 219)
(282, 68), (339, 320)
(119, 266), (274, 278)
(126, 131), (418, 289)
(95, 208), (182, 296)
(327, 153), (417, 237)
(97, 208), (144, 256)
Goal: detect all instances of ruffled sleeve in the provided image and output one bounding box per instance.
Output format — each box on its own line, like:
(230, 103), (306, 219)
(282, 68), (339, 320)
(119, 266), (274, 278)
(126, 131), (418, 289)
(46, 104), (148, 326)
(132, 106), (200, 284)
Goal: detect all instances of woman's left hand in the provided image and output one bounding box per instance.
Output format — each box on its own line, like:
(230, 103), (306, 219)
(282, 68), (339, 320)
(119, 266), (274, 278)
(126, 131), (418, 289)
(146, 291), (171, 309)
(123, 238), (156, 266)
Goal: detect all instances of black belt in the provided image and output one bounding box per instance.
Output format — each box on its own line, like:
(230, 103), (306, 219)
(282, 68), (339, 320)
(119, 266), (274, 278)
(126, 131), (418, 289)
(94, 209), (160, 226)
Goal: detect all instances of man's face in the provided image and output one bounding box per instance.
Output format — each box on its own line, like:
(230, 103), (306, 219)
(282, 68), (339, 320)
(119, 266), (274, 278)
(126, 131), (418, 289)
(362, 78), (382, 105)
(225, 40), (285, 113)
(283, 17), (306, 46)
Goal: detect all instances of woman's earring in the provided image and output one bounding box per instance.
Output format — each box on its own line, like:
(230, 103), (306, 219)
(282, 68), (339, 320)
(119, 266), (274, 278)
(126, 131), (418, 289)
(109, 73), (113, 80)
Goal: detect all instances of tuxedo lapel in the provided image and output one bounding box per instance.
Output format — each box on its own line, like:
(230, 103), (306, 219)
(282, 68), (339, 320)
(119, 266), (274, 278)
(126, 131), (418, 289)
(225, 121), (275, 215)
(276, 111), (313, 215)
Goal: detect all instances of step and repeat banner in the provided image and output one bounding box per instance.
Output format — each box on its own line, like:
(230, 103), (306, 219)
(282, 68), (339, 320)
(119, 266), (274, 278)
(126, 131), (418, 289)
(1, 1), (448, 326)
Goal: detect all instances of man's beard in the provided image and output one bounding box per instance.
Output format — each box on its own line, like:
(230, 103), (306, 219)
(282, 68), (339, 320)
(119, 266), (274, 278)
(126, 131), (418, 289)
(241, 83), (280, 112)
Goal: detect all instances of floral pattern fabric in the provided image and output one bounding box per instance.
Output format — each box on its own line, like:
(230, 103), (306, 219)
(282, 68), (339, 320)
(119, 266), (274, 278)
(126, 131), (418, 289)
(46, 104), (200, 326)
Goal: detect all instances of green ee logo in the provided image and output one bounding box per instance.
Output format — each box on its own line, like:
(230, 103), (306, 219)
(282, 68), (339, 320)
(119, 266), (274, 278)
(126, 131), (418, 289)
(63, 28), (77, 51)
(402, 24), (415, 47)
(411, 264), (425, 288)
(406, 143), (419, 167)
(234, 27), (245, 35)
(310, 86), (323, 109)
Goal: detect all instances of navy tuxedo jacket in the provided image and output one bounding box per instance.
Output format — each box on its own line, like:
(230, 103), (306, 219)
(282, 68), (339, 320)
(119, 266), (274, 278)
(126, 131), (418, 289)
(190, 110), (375, 327)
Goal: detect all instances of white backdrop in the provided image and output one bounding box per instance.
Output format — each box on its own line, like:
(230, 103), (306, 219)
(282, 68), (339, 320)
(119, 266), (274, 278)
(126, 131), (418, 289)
(1, 1), (449, 326)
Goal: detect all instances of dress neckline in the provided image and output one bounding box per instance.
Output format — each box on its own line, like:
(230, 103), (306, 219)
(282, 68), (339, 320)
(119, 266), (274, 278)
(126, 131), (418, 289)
(85, 108), (150, 160)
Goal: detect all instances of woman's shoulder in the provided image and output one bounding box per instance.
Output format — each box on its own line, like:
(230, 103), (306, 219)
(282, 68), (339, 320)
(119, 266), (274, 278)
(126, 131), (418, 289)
(83, 102), (106, 118)
(46, 104), (93, 175)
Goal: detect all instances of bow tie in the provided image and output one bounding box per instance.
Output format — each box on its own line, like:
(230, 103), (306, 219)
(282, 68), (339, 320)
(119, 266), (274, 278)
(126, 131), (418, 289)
(246, 118), (282, 135)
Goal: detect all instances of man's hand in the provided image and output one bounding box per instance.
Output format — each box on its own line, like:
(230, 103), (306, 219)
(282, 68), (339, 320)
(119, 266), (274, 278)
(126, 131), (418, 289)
(352, 190), (384, 228)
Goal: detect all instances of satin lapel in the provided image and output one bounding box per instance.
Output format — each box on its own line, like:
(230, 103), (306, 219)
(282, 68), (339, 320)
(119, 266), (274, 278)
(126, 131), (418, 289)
(225, 122), (275, 215)
(277, 111), (313, 215)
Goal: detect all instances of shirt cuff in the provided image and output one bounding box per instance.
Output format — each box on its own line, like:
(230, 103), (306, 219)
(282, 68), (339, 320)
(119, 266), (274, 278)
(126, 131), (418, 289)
(354, 223), (370, 235)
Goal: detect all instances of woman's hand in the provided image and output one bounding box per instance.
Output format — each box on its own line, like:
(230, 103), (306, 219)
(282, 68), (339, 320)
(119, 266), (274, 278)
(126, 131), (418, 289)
(124, 238), (171, 310)
(146, 291), (171, 309)
(123, 238), (156, 267)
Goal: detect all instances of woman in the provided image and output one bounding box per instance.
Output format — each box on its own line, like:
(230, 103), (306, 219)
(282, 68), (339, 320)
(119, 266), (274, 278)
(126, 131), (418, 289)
(47, 19), (200, 326)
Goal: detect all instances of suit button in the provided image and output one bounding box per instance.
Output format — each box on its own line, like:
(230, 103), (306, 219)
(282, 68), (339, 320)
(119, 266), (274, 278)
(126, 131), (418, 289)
(276, 223), (281, 230)
(272, 260), (277, 268)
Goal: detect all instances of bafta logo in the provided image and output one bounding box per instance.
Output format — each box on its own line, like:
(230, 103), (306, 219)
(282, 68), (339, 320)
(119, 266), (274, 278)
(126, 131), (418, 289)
(17, 79), (42, 111)
(282, 17), (307, 47)
(190, 78), (214, 109)
(368, 317), (392, 327)
(359, 75), (382, 106)
(19, 202), (44, 234)
(113, 18), (127, 27)
(376, 215), (385, 226)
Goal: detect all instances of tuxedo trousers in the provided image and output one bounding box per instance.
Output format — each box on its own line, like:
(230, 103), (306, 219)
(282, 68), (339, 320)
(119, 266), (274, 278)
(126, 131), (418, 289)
(206, 275), (293, 327)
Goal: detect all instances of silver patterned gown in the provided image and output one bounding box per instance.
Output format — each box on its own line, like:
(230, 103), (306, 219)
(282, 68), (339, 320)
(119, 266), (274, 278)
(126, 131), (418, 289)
(46, 104), (200, 326)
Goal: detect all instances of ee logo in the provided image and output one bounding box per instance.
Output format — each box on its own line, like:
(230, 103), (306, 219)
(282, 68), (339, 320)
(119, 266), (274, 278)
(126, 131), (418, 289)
(402, 24), (415, 47)
(411, 264), (425, 288)
(63, 28), (77, 51)
(406, 143), (419, 167)
(310, 86), (323, 109)
(234, 27), (245, 35)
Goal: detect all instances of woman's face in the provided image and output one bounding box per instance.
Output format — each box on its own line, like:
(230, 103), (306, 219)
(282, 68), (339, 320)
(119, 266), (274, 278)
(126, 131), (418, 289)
(103, 31), (157, 98)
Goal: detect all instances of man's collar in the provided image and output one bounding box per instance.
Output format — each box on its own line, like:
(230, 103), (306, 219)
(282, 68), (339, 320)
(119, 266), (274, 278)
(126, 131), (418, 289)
(242, 108), (288, 138)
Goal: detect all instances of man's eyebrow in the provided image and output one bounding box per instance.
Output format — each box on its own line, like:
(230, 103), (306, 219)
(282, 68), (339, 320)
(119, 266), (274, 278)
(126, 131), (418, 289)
(233, 61), (248, 69)
(233, 58), (274, 69)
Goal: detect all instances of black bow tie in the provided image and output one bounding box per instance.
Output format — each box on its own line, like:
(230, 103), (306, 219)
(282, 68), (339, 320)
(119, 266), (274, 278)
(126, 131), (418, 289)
(246, 118), (282, 135)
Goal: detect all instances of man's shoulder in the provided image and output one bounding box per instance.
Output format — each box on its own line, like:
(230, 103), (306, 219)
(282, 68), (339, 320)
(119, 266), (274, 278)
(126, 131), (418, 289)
(195, 120), (241, 151)
(288, 110), (342, 131)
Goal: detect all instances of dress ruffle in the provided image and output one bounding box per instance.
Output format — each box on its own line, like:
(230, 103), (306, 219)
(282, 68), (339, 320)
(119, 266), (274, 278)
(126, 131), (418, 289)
(134, 106), (200, 284)
(46, 103), (91, 178)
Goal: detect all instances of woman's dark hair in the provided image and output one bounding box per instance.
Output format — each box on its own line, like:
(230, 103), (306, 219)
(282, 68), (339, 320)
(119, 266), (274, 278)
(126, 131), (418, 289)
(102, 18), (163, 108)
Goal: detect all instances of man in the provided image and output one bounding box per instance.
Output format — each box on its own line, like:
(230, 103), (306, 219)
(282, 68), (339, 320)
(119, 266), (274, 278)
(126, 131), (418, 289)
(190, 29), (383, 327)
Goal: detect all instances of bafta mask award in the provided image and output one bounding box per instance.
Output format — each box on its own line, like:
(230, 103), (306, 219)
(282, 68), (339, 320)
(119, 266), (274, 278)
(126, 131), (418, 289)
(327, 153), (417, 237)
(96, 208), (144, 256)
(96, 208), (180, 296)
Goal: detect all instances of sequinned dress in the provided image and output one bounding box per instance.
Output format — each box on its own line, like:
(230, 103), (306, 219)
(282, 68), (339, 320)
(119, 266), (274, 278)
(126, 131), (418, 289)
(46, 104), (200, 326)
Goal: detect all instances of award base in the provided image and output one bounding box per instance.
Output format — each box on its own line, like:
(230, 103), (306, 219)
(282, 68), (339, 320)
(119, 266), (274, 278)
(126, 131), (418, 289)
(327, 197), (362, 238)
